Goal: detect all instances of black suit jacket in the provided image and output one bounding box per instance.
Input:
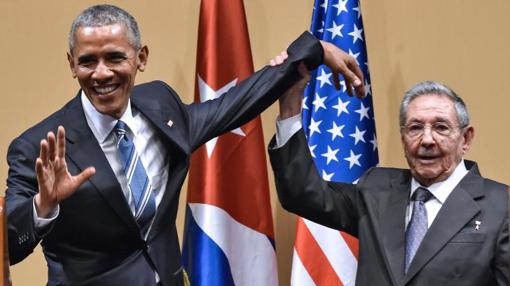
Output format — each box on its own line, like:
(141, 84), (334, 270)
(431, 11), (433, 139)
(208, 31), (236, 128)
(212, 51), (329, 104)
(269, 130), (509, 286)
(6, 32), (323, 286)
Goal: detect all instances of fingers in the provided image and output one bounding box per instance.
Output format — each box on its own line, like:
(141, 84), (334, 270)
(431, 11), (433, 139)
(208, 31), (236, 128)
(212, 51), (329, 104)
(47, 131), (56, 161)
(74, 167), (96, 187)
(269, 51), (288, 66)
(35, 158), (45, 184)
(320, 40), (366, 98)
(346, 58), (366, 98)
(41, 127), (66, 163)
(336, 61), (362, 96)
(57, 126), (66, 159)
(39, 139), (49, 166)
(280, 51), (288, 60)
(332, 72), (342, 92)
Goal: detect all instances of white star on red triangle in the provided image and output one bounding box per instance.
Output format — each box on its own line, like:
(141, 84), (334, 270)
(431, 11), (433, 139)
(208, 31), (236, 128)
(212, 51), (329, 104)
(198, 75), (245, 158)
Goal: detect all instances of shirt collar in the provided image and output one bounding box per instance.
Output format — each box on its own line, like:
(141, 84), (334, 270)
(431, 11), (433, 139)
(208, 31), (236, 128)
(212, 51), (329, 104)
(410, 159), (469, 203)
(81, 91), (137, 143)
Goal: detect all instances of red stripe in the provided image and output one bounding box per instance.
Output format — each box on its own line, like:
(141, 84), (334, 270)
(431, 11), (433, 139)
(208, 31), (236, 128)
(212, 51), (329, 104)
(340, 231), (359, 259)
(294, 218), (344, 286)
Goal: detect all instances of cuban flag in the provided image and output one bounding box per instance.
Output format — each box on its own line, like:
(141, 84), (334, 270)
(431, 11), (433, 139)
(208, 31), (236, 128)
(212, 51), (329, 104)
(182, 1), (278, 285)
(291, 0), (379, 285)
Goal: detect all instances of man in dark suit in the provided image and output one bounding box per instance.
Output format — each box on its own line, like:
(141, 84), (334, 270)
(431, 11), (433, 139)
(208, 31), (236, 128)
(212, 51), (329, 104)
(269, 79), (509, 285)
(5, 4), (365, 286)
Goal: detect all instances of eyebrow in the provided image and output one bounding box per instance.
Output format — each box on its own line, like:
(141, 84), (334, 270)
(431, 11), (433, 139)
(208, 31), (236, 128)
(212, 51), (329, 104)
(406, 117), (452, 124)
(105, 51), (128, 58)
(77, 54), (96, 64)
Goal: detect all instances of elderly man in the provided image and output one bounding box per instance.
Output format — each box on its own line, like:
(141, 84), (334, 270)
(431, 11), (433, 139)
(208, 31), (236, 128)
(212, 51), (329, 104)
(5, 4), (365, 286)
(269, 80), (509, 285)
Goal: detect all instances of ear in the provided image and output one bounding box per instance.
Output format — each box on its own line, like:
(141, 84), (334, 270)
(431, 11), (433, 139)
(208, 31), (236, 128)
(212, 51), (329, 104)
(67, 52), (77, 78)
(137, 45), (149, 72)
(461, 125), (475, 155)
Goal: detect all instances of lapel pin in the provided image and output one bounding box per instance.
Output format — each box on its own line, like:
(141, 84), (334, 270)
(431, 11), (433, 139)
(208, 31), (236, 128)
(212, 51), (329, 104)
(167, 120), (174, 127)
(474, 220), (481, 231)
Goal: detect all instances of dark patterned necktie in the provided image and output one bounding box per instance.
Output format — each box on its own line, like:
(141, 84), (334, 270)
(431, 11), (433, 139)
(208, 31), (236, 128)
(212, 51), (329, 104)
(405, 187), (433, 273)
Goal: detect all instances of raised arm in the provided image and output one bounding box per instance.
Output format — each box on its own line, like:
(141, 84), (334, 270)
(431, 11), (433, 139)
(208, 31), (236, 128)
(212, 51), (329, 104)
(34, 126), (95, 218)
(269, 129), (360, 235)
(186, 32), (365, 151)
(6, 126), (95, 264)
(270, 41), (364, 120)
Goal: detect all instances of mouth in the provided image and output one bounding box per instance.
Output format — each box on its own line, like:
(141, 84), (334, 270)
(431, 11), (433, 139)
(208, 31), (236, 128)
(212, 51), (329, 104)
(92, 84), (120, 95)
(416, 155), (440, 163)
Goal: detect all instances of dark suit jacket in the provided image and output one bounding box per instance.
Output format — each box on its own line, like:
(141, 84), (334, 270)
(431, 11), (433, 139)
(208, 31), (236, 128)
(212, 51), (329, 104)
(269, 130), (509, 286)
(5, 32), (323, 286)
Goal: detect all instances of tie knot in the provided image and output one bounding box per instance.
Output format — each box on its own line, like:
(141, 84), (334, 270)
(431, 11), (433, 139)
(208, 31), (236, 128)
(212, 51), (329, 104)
(413, 187), (433, 203)
(114, 120), (128, 138)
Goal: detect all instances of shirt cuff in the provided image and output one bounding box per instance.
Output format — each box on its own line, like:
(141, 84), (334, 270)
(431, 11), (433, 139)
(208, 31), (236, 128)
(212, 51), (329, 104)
(275, 114), (302, 148)
(33, 199), (59, 230)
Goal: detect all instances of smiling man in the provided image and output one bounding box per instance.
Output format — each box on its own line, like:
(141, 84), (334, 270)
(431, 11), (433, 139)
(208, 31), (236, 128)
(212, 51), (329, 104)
(5, 4), (365, 286)
(68, 23), (147, 119)
(270, 80), (509, 285)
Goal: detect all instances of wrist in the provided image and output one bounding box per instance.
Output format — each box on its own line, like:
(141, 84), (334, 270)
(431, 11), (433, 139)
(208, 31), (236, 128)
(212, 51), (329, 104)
(319, 40), (332, 64)
(34, 194), (57, 218)
(279, 102), (301, 119)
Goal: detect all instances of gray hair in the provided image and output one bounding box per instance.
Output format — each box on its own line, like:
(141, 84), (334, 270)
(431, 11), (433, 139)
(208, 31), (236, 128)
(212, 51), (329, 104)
(399, 81), (470, 128)
(69, 5), (141, 52)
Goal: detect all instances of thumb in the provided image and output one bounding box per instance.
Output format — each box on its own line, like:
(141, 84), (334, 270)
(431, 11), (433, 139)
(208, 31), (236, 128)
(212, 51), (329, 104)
(74, 167), (96, 186)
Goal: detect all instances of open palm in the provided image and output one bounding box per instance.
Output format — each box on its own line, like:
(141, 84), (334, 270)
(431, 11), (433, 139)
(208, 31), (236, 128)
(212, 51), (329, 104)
(35, 126), (95, 217)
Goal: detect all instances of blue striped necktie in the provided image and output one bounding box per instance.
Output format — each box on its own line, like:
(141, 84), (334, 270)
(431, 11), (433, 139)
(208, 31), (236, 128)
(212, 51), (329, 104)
(405, 187), (433, 273)
(114, 120), (156, 235)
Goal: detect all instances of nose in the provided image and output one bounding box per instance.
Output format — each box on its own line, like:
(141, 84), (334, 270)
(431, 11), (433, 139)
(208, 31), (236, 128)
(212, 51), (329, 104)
(420, 126), (436, 146)
(91, 61), (114, 81)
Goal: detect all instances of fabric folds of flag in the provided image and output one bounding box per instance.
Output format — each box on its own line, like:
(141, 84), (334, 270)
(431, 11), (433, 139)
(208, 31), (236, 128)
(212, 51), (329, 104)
(293, 0), (379, 285)
(182, 1), (277, 285)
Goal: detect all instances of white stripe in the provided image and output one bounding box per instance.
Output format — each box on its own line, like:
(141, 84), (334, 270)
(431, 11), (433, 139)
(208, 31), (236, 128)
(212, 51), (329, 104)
(189, 203), (277, 286)
(290, 249), (315, 286)
(126, 153), (138, 183)
(304, 219), (357, 286)
(135, 184), (152, 219)
(135, 184), (152, 218)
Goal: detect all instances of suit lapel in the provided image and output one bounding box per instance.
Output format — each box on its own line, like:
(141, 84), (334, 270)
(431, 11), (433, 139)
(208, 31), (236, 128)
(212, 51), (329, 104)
(62, 95), (139, 234)
(404, 163), (483, 283)
(131, 93), (189, 155)
(376, 170), (411, 285)
(131, 92), (190, 236)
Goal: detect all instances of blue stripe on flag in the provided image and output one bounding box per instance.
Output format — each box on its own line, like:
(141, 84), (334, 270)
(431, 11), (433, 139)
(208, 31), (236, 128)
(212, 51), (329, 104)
(182, 206), (235, 286)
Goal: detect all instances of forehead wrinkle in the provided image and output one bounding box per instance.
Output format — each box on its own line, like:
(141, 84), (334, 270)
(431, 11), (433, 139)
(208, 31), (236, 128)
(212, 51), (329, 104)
(406, 114), (452, 124)
(405, 96), (457, 124)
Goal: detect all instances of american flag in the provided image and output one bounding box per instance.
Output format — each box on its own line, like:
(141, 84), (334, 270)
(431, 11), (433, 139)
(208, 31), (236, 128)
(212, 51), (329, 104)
(292, 0), (379, 285)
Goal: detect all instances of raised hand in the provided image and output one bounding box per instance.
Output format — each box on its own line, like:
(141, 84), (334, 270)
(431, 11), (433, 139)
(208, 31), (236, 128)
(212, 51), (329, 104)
(269, 52), (308, 119)
(34, 126), (95, 218)
(269, 50), (289, 66)
(280, 62), (310, 119)
(269, 39), (365, 118)
(320, 40), (365, 98)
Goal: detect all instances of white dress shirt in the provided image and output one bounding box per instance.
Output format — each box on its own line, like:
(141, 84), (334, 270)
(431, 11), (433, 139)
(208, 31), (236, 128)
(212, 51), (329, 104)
(34, 92), (169, 227)
(275, 114), (469, 231)
(406, 161), (468, 229)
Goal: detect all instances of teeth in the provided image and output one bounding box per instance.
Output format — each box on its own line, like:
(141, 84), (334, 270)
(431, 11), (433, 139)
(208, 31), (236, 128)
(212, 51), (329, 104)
(94, 85), (116, 94)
